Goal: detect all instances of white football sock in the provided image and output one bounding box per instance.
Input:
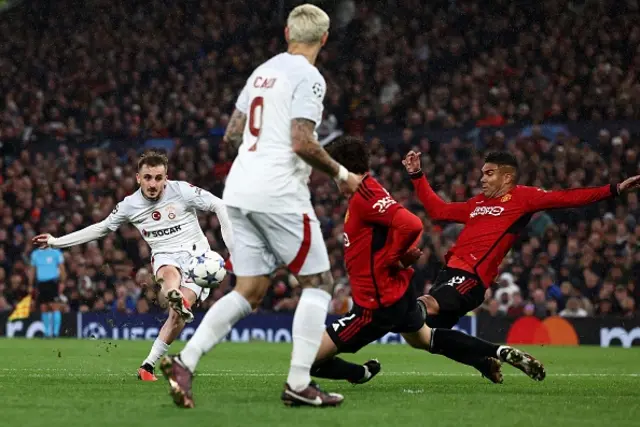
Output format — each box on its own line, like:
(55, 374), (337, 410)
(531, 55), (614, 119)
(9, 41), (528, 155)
(180, 291), (251, 373)
(287, 288), (331, 392)
(142, 338), (169, 367)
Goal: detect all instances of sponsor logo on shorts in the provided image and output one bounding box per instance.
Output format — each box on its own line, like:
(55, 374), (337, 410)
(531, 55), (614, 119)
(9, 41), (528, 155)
(507, 316), (579, 345)
(143, 225), (182, 238)
(469, 206), (505, 218)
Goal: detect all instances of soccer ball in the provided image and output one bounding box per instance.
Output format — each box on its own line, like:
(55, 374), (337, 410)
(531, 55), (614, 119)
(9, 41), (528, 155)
(186, 250), (227, 288)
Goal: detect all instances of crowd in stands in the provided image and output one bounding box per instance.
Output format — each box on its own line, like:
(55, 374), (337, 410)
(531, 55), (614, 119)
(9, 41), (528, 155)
(3, 0), (640, 145)
(0, 0), (639, 319)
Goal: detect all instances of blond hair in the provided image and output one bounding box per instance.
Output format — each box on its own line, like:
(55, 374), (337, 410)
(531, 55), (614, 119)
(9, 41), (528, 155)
(287, 4), (330, 44)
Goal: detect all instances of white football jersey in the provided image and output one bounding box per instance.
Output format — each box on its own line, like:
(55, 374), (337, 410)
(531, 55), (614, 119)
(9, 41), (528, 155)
(223, 52), (326, 214)
(104, 181), (218, 255)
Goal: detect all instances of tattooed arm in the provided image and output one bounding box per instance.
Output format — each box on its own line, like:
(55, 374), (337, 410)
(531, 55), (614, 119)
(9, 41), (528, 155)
(291, 118), (340, 177)
(223, 108), (247, 149)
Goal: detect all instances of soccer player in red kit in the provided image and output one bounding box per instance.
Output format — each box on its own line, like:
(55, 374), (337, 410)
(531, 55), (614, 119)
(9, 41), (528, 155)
(403, 150), (640, 335)
(307, 137), (546, 387)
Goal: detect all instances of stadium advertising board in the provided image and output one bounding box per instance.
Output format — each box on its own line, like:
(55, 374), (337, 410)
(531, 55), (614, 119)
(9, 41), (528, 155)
(76, 312), (476, 343)
(0, 313), (77, 338)
(3, 313), (638, 347)
(476, 315), (640, 347)
(0, 312), (475, 342)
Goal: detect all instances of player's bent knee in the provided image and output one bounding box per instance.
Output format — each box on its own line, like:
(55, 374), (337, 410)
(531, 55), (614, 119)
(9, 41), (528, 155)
(296, 270), (334, 294)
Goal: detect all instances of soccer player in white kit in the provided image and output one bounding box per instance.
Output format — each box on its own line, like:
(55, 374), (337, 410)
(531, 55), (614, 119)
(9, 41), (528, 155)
(160, 4), (360, 408)
(32, 150), (234, 381)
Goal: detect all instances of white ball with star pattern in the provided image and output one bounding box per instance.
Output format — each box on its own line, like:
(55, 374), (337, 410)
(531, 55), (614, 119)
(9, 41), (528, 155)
(186, 250), (226, 288)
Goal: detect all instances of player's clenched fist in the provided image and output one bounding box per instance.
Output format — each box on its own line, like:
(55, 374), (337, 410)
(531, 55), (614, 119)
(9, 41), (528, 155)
(32, 233), (54, 249)
(402, 151), (422, 174)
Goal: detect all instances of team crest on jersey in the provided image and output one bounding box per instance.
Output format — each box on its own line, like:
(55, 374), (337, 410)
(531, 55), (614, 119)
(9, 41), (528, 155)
(501, 194), (512, 203)
(152, 211), (161, 221)
(166, 204), (177, 220)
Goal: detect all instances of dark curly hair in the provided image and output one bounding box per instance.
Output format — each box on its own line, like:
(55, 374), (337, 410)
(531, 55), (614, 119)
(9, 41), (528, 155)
(325, 136), (370, 175)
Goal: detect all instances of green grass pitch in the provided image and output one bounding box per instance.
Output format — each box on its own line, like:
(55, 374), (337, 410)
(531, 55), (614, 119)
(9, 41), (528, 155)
(0, 339), (638, 427)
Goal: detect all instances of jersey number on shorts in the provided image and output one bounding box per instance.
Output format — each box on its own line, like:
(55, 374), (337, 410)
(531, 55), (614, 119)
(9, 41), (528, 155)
(332, 313), (356, 331)
(248, 96), (264, 152)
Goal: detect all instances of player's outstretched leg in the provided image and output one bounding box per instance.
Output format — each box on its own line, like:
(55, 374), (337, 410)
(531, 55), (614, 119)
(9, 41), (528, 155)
(282, 272), (344, 407)
(497, 346), (546, 381)
(427, 328), (545, 382)
(139, 288), (197, 381)
(403, 326), (506, 384)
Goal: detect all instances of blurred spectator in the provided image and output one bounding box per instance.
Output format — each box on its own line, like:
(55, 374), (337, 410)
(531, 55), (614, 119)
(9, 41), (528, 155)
(559, 297), (589, 318)
(494, 272), (520, 312)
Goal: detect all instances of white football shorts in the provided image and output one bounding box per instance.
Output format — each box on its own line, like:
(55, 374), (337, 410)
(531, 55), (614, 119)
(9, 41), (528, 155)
(227, 207), (331, 277)
(152, 251), (211, 303)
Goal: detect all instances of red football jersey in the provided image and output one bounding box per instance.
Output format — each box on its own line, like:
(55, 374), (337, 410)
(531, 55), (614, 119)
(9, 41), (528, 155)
(344, 175), (418, 309)
(411, 173), (616, 287)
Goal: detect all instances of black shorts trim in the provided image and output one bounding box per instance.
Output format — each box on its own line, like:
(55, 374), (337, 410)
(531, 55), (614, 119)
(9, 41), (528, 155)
(326, 286), (424, 354)
(425, 267), (485, 329)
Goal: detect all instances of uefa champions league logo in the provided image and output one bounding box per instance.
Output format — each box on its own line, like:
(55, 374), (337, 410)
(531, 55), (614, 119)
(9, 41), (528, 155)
(82, 322), (107, 339)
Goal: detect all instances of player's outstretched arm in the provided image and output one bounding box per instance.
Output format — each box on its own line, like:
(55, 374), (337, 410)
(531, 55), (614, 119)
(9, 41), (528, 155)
(33, 221), (111, 249)
(522, 177), (636, 212)
(32, 202), (128, 249)
(403, 151), (471, 223)
(223, 108), (247, 149)
(291, 118), (360, 194)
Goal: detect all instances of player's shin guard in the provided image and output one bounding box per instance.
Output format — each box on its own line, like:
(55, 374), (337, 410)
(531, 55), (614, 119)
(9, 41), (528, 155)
(179, 291), (251, 373)
(287, 288), (331, 392)
(429, 328), (500, 367)
(311, 357), (366, 382)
